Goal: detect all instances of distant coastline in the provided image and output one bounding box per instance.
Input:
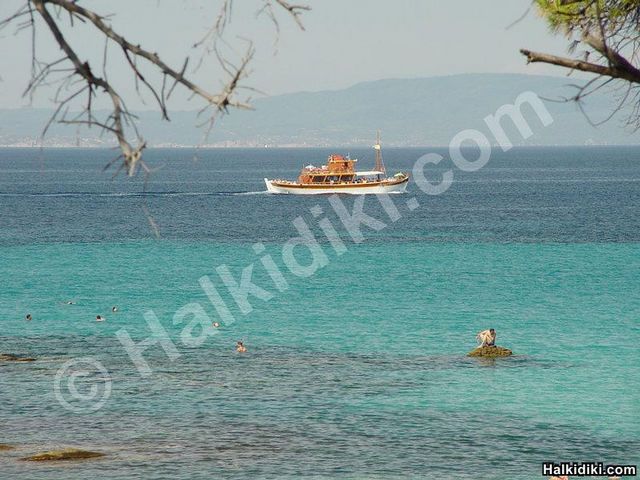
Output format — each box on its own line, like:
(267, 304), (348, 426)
(1, 74), (638, 148)
(1, 142), (638, 149)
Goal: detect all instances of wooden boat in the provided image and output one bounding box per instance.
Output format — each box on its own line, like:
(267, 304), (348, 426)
(264, 134), (409, 195)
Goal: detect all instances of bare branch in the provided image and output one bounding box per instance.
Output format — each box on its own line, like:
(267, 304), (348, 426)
(273, 0), (310, 31)
(505, 6), (531, 31)
(520, 48), (640, 84)
(43, 0), (251, 110)
(2, 0), (310, 180)
(523, 0), (640, 128)
(0, 4), (30, 30)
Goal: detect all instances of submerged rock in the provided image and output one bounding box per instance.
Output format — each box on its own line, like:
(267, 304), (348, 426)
(0, 353), (36, 362)
(0, 444), (15, 450)
(21, 448), (105, 461)
(467, 345), (513, 357)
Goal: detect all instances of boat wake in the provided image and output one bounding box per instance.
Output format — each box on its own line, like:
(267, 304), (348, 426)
(0, 191), (270, 198)
(222, 191), (269, 196)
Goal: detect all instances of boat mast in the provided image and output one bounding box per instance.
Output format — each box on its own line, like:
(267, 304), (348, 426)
(374, 130), (386, 175)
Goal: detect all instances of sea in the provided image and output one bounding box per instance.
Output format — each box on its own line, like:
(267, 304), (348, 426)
(0, 146), (638, 479)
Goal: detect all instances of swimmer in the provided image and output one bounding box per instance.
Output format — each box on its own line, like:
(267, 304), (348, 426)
(213, 322), (220, 328)
(487, 328), (496, 346)
(236, 341), (247, 353)
(96, 315), (105, 322)
(26, 314), (32, 321)
(476, 328), (496, 347)
(57, 301), (76, 305)
(111, 307), (118, 313)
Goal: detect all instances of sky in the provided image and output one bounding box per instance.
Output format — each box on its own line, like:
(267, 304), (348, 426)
(0, 0), (573, 110)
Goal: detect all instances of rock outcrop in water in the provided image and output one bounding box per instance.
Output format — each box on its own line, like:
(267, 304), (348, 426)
(20, 448), (105, 461)
(0, 353), (36, 362)
(467, 346), (513, 357)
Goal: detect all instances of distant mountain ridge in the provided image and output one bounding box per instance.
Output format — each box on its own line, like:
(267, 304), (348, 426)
(0, 73), (637, 146)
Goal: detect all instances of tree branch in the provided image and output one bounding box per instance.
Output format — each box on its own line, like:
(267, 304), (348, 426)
(2, 0), (311, 179)
(582, 33), (640, 79)
(273, 0), (310, 31)
(32, 0), (143, 175)
(520, 48), (640, 84)
(43, 0), (251, 110)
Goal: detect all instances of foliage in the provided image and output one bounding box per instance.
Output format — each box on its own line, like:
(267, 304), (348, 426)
(522, 1), (640, 127)
(535, 0), (640, 36)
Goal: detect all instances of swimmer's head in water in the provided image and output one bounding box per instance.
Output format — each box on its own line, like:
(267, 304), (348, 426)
(112, 307), (118, 312)
(97, 315), (101, 319)
(213, 322), (220, 328)
(26, 314), (31, 320)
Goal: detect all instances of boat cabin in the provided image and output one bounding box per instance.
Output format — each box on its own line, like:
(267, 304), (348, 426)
(298, 154), (358, 184)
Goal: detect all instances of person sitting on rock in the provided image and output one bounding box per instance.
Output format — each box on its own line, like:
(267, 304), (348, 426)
(476, 328), (496, 347)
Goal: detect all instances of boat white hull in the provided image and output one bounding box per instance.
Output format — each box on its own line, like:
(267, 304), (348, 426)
(264, 178), (408, 195)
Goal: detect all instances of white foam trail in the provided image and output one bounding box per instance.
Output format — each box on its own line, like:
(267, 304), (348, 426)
(230, 191), (269, 196)
(0, 191), (271, 198)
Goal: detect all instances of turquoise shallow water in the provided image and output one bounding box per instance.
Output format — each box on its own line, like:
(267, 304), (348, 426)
(0, 147), (639, 479)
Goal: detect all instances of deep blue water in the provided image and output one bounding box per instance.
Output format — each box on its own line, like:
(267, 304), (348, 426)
(0, 147), (639, 479)
(1, 146), (639, 245)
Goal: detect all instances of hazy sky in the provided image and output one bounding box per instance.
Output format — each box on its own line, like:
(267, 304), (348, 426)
(0, 0), (572, 110)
